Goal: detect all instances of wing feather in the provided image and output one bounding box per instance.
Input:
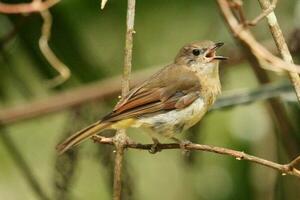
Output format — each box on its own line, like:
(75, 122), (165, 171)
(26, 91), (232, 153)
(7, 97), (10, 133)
(103, 64), (201, 122)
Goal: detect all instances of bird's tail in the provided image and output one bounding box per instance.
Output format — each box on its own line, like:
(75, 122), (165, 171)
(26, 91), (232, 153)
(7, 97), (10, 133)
(56, 121), (111, 154)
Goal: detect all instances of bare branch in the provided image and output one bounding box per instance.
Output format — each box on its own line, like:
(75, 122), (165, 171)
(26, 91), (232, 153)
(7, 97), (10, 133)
(112, 132), (126, 200)
(257, 0), (300, 103)
(39, 10), (71, 87)
(92, 135), (300, 178)
(112, 0), (136, 200)
(247, 0), (277, 26)
(288, 156), (300, 171)
(218, 0), (300, 74)
(122, 0), (135, 96)
(0, 0), (70, 87)
(0, 0), (59, 14)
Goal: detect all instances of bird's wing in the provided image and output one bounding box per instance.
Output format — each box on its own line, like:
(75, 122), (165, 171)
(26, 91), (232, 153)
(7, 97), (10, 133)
(102, 64), (201, 122)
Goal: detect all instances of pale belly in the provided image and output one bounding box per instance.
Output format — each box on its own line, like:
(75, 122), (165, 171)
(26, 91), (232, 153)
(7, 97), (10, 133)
(132, 98), (207, 138)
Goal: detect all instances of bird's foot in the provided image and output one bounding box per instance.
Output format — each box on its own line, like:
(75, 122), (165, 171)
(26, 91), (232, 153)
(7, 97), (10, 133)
(149, 138), (162, 154)
(171, 137), (192, 155)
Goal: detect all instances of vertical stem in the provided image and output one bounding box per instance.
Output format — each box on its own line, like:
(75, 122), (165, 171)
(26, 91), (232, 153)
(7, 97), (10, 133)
(257, 0), (300, 103)
(122, 0), (136, 96)
(113, 0), (136, 200)
(113, 135), (125, 200)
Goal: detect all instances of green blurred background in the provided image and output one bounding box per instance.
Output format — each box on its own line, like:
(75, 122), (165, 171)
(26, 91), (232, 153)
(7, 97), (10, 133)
(1, 0), (300, 199)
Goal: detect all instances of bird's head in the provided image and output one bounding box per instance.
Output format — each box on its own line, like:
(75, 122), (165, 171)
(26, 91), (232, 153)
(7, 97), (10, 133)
(174, 40), (228, 69)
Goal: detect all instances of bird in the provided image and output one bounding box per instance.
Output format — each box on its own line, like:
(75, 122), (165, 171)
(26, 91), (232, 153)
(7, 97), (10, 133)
(56, 40), (227, 154)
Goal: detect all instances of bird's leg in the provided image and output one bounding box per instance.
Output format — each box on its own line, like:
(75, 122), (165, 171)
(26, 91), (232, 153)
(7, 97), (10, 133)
(149, 137), (162, 154)
(171, 137), (192, 154)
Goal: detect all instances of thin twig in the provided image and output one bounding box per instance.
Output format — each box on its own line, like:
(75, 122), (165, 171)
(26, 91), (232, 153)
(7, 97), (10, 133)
(122, 0), (135, 96)
(0, 0), (70, 87)
(112, 0), (136, 200)
(234, 0), (247, 25)
(92, 135), (300, 178)
(257, 0), (300, 103)
(39, 9), (71, 87)
(218, 0), (300, 74)
(0, 0), (59, 14)
(247, 0), (277, 26)
(288, 156), (300, 169)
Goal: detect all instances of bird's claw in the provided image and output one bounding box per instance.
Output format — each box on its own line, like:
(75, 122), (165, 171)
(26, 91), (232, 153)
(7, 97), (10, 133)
(179, 140), (192, 155)
(179, 139), (192, 148)
(171, 137), (192, 155)
(149, 142), (162, 154)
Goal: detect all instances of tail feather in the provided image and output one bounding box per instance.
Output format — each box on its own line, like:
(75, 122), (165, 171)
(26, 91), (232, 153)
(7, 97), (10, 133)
(56, 121), (111, 154)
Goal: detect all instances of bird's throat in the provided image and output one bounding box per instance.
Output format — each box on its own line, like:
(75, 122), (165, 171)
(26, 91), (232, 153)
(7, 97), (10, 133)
(197, 63), (221, 102)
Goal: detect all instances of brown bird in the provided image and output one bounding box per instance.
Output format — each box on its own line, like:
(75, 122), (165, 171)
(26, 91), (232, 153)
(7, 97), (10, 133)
(56, 40), (227, 154)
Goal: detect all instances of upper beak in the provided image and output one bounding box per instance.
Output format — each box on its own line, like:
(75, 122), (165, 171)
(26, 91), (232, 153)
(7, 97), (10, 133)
(206, 42), (228, 60)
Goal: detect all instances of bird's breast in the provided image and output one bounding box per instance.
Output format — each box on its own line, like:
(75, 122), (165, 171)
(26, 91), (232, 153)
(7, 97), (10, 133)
(133, 97), (207, 137)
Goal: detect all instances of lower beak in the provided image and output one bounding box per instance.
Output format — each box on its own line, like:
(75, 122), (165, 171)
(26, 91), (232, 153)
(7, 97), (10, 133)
(207, 42), (228, 61)
(214, 56), (228, 60)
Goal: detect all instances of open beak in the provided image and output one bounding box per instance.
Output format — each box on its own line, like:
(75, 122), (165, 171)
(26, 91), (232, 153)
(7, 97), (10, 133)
(205, 42), (228, 61)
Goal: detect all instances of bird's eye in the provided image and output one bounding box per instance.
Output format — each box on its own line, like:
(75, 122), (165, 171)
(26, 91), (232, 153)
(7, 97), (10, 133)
(192, 49), (200, 56)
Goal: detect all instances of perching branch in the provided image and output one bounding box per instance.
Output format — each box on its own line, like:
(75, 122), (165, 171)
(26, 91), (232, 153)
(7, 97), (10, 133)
(92, 135), (300, 178)
(112, 0), (136, 200)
